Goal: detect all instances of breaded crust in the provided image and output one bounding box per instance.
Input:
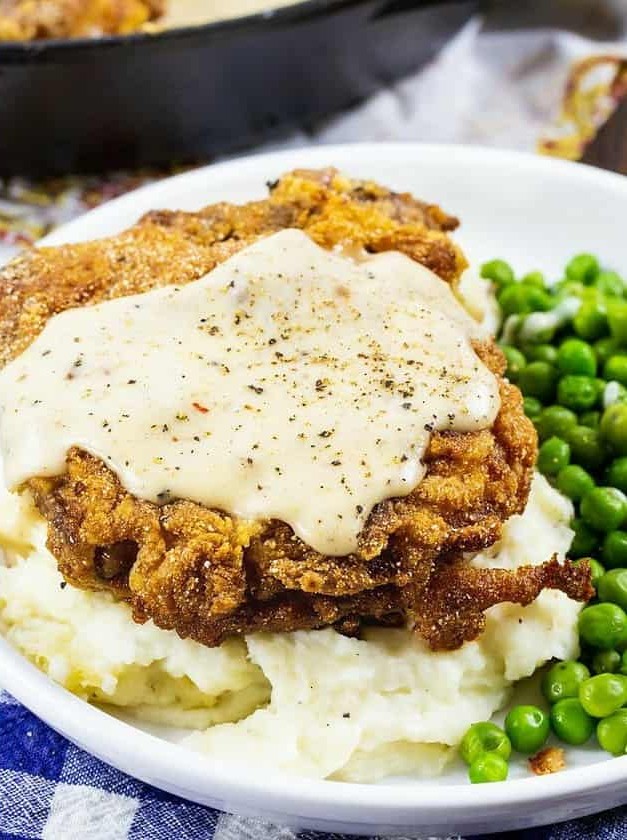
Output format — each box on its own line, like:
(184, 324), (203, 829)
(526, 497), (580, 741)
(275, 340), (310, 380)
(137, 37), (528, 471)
(0, 168), (465, 368)
(1, 169), (592, 649)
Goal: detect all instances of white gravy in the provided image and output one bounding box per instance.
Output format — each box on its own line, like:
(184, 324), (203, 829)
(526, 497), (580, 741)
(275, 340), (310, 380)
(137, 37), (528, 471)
(0, 230), (499, 556)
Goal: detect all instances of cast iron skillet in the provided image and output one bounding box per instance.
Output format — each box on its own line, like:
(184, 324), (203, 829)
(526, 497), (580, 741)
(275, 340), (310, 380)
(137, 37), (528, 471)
(0, 0), (478, 175)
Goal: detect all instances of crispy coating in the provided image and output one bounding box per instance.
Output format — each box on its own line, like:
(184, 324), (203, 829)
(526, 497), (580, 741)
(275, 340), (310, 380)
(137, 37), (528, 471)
(1, 168), (591, 649)
(0, 0), (162, 39)
(529, 747), (565, 776)
(413, 555), (593, 651)
(0, 168), (465, 369)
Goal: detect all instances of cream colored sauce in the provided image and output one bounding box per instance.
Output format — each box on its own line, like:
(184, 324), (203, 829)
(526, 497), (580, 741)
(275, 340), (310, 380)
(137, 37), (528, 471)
(0, 230), (499, 556)
(160, 0), (299, 28)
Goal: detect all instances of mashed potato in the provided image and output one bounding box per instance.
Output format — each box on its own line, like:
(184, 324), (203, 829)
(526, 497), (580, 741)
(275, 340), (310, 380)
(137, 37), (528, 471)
(458, 268), (500, 336)
(0, 475), (580, 781)
(0, 492), (269, 730)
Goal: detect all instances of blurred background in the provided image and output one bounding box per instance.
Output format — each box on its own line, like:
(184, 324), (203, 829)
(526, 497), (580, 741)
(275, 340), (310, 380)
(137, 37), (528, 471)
(1, 0), (626, 260)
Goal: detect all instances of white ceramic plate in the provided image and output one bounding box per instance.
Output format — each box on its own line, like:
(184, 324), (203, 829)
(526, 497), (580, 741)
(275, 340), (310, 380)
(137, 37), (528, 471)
(2, 144), (627, 836)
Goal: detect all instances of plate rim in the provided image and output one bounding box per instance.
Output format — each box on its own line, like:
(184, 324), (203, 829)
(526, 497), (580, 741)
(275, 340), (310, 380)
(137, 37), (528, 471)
(3, 141), (627, 832)
(3, 632), (627, 817)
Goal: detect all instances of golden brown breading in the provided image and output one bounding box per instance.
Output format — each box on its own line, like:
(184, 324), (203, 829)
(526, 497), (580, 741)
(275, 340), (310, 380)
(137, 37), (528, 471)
(25, 355), (532, 635)
(0, 0), (162, 40)
(0, 168), (465, 369)
(413, 555), (593, 651)
(1, 168), (591, 649)
(529, 747), (565, 776)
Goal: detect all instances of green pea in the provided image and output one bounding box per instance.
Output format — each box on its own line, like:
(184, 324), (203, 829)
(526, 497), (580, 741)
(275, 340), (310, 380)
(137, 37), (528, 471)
(570, 518), (600, 558)
(595, 337), (620, 367)
(541, 660), (591, 704)
(504, 705), (550, 754)
(555, 279), (585, 298)
(592, 649), (622, 674)
(566, 254), (600, 285)
(526, 344), (558, 365)
(590, 558), (606, 586)
(596, 270), (625, 297)
(557, 338), (598, 377)
(596, 708), (627, 755)
(459, 721), (512, 766)
(602, 531), (627, 570)
(501, 345), (526, 383)
(468, 753), (509, 784)
(527, 289), (553, 312)
(550, 698), (595, 745)
(556, 465), (595, 502)
(579, 603), (627, 650)
(557, 376), (599, 412)
(596, 376), (608, 395)
(481, 259), (515, 289)
(523, 396), (543, 419)
(537, 406), (578, 442)
(604, 355), (627, 387)
(583, 284), (607, 300)
(580, 411), (601, 430)
(580, 487), (627, 532)
(521, 271), (546, 289)
(580, 557), (606, 589)
(600, 403), (627, 455)
(598, 568), (627, 611)
(579, 673), (627, 717)
(499, 285), (550, 316)
(573, 300), (609, 341)
(566, 426), (607, 472)
(518, 362), (557, 402)
(621, 651), (627, 675)
(607, 299), (627, 344)
(606, 457), (627, 493)
(538, 437), (571, 477)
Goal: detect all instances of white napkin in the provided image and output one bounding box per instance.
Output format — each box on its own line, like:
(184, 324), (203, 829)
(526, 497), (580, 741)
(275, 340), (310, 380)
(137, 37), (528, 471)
(265, 2), (627, 153)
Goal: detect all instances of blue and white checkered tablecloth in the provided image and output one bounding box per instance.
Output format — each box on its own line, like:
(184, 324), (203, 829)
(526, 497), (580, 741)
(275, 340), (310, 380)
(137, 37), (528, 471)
(0, 686), (625, 840)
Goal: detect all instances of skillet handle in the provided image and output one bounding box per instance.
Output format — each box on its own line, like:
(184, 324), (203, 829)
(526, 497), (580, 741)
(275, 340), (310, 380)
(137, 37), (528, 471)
(581, 96), (627, 175)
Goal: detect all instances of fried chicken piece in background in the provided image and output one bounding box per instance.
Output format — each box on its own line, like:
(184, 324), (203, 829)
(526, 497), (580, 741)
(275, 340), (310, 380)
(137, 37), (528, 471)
(0, 0), (163, 40)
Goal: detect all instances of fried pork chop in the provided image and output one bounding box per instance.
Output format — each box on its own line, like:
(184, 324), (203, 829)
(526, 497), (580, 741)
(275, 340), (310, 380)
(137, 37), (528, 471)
(0, 169), (593, 649)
